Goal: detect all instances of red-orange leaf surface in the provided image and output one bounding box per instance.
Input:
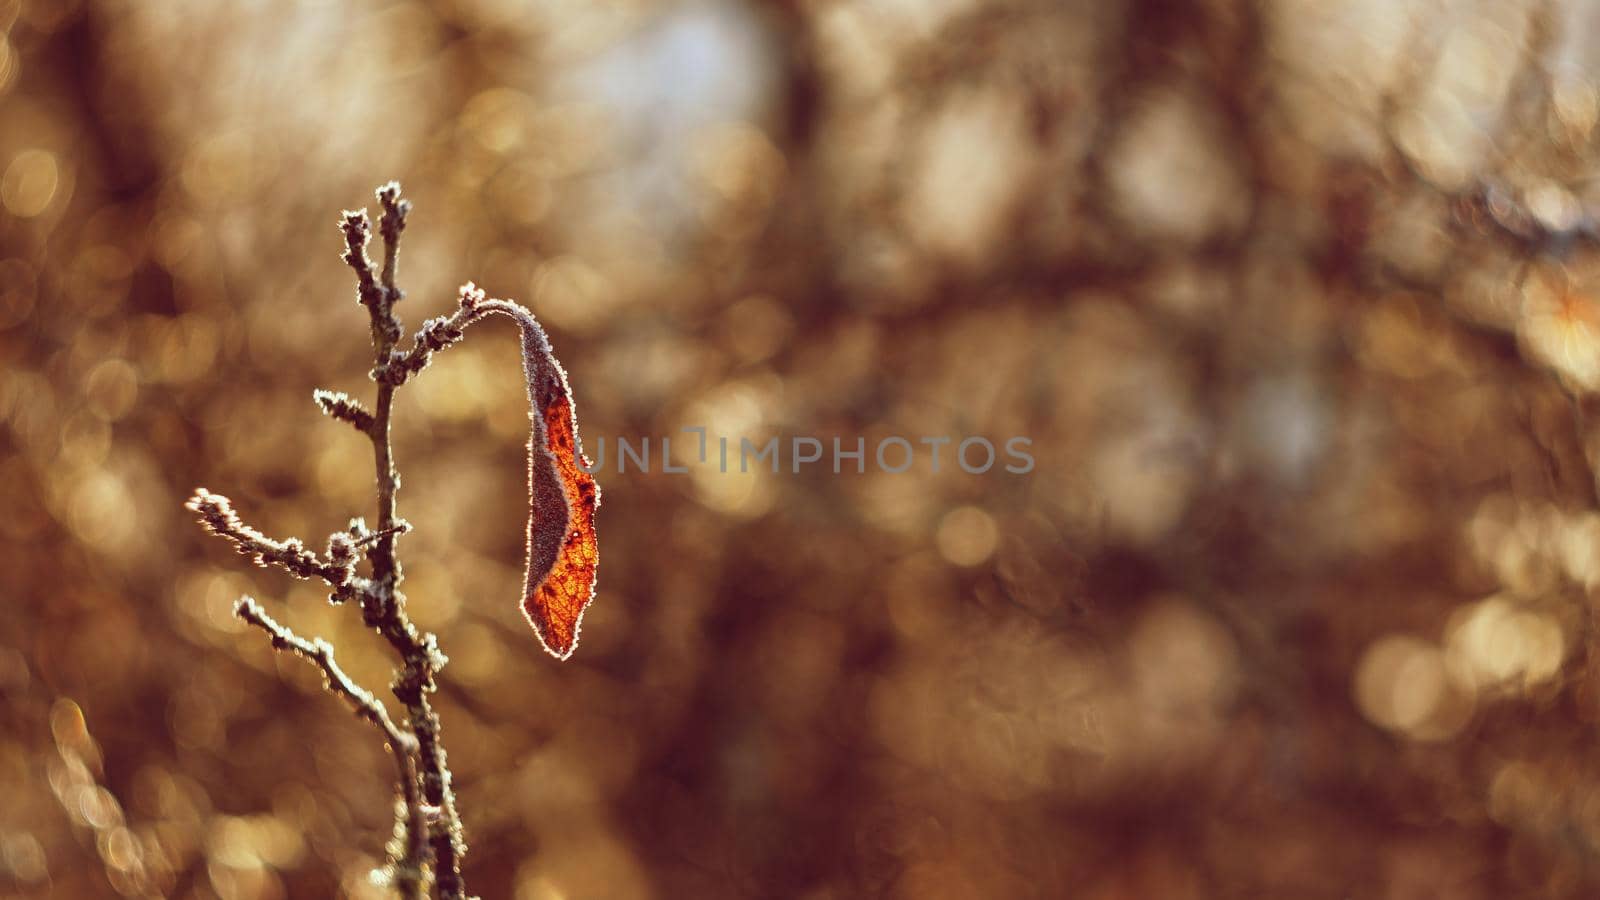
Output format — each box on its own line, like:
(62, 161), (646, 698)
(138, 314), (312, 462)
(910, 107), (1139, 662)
(490, 303), (600, 659)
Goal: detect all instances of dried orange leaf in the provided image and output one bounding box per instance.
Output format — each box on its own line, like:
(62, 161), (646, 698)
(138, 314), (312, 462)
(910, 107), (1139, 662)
(495, 305), (601, 659)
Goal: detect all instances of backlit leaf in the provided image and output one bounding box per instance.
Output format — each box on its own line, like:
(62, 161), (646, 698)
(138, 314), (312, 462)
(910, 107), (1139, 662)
(497, 305), (601, 659)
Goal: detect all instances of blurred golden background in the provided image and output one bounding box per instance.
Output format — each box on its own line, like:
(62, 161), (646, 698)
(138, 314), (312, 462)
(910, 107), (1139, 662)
(7, 0), (1600, 896)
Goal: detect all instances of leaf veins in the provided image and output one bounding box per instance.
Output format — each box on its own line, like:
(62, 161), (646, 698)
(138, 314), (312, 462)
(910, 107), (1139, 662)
(492, 304), (601, 659)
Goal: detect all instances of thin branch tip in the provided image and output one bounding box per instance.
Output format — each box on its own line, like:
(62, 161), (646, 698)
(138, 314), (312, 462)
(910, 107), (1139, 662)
(313, 388), (377, 433)
(186, 488), (356, 586)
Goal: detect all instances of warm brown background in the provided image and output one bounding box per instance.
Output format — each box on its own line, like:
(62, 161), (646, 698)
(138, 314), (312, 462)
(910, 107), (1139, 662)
(6, 0), (1600, 897)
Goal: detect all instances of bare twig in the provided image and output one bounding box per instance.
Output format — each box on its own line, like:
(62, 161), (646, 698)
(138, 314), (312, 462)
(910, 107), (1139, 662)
(189, 183), (474, 899)
(373, 283), (484, 386)
(234, 596), (416, 758)
(234, 597), (428, 899)
(352, 521), (414, 549)
(314, 388), (378, 433)
(381, 284), (553, 388)
(184, 489), (361, 596)
(344, 184), (469, 899)
(377, 181), (410, 300)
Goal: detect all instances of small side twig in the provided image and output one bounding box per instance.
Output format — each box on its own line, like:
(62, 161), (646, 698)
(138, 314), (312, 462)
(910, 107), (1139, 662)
(185, 489), (361, 597)
(314, 389), (378, 433)
(373, 283), (485, 386)
(377, 181), (409, 300)
(379, 284), (552, 387)
(352, 521), (413, 549)
(234, 596), (417, 764)
(234, 597), (429, 898)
